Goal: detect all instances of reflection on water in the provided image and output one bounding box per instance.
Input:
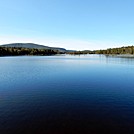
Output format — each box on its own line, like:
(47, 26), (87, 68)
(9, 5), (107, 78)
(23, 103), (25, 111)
(104, 54), (134, 65)
(0, 55), (134, 134)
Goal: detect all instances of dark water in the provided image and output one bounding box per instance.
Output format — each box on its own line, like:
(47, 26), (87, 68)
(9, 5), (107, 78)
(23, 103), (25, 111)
(0, 55), (134, 134)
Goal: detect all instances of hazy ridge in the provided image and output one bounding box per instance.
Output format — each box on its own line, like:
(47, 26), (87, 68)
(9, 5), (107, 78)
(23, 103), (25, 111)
(1, 43), (67, 53)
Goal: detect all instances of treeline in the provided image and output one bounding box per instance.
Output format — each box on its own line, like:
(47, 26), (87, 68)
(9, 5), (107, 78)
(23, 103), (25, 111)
(67, 50), (94, 55)
(0, 47), (63, 56)
(1, 45), (134, 56)
(67, 46), (134, 55)
(95, 46), (134, 54)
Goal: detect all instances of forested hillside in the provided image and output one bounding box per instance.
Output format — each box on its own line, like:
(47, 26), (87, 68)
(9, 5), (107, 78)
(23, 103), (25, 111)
(1, 43), (67, 53)
(0, 47), (61, 56)
(94, 46), (134, 54)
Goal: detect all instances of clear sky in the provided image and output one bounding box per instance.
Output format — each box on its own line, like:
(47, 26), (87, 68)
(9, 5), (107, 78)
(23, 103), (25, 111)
(0, 0), (134, 50)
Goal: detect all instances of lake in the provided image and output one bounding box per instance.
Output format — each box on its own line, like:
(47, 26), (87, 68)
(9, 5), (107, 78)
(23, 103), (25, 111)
(0, 55), (134, 134)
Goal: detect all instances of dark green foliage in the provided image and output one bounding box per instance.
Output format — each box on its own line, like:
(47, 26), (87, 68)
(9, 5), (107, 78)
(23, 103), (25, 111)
(67, 50), (94, 55)
(1, 45), (134, 56)
(0, 47), (63, 56)
(67, 46), (134, 55)
(94, 46), (134, 55)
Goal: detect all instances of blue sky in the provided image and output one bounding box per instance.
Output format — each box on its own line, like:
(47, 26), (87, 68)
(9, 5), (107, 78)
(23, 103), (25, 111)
(0, 0), (134, 50)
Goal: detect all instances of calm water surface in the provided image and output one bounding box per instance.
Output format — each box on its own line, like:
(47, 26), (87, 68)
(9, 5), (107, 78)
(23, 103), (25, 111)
(0, 55), (134, 134)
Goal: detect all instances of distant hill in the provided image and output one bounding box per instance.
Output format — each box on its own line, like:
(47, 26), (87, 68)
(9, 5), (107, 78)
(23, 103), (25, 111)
(1, 43), (67, 53)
